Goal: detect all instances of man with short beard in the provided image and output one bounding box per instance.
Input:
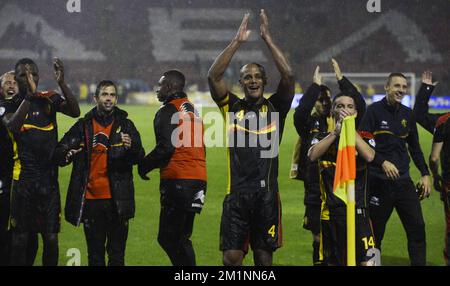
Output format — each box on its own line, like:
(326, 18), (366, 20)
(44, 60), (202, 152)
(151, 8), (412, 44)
(55, 80), (144, 266)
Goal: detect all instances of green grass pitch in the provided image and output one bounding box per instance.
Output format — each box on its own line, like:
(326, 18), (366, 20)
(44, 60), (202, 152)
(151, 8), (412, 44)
(31, 104), (447, 266)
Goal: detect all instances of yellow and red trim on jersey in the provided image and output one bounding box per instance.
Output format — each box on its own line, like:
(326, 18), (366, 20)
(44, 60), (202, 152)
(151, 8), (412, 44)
(229, 121), (277, 135)
(21, 123), (54, 132)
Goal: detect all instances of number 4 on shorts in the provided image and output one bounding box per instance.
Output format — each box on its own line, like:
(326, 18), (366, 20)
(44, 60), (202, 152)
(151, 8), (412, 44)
(268, 225), (276, 237)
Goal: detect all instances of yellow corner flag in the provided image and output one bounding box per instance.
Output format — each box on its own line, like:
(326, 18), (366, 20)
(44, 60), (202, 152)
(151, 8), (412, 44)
(333, 115), (357, 266)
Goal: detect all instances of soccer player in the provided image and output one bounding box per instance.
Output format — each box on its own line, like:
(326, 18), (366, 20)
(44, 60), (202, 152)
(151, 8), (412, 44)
(0, 71), (39, 266)
(138, 70), (207, 266)
(0, 71), (17, 99)
(359, 73), (431, 266)
(0, 58), (80, 266)
(293, 67), (331, 265)
(207, 10), (294, 266)
(0, 71), (17, 265)
(308, 92), (376, 266)
(55, 80), (144, 266)
(413, 70), (449, 265)
(293, 59), (366, 265)
(429, 112), (450, 266)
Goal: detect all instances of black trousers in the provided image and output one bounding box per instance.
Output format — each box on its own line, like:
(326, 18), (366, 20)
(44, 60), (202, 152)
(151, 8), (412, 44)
(5, 186), (39, 266)
(157, 179), (206, 266)
(368, 176), (426, 266)
(0, 192), (10, 265)
(158, 206), (196, 266)
(82, 199), (128, 266)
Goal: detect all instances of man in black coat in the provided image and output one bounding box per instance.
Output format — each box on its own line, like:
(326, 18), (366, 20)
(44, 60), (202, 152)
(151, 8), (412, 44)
(55, 80), (144, 266)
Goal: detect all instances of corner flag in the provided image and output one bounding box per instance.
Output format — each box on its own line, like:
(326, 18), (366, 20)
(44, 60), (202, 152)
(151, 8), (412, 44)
(333, 115), (356, 266)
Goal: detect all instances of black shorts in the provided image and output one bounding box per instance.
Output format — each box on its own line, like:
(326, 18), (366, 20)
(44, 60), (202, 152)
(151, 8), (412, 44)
(160, 179), (207, 213)
(303, 204), (321, 235)
(320, 208), (375, 265)
(303, 177), (321, 206)
(220, 188), (282, 253)
(9, 179), (61, 233)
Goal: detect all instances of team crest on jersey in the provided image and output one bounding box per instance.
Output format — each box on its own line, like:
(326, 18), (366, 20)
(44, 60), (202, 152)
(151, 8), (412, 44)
(401, 119), (407, 128)
(369, 139), (376, 147)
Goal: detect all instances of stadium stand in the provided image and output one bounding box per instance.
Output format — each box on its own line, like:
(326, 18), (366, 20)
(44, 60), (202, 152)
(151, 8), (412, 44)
(0, 0), (448, 99)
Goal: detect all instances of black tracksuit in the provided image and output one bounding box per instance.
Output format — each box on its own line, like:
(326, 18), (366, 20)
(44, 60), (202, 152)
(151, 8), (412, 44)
(359, 97), (429, 266)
